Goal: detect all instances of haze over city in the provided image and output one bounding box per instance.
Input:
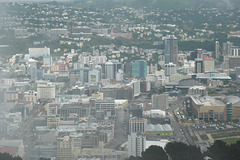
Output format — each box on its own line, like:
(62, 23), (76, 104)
(0, 0), (240, 160)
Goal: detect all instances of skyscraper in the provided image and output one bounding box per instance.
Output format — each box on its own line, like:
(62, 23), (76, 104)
(195, 59), (204, 73)
(128, 132), (146, 157)
(105, 61), (114, 80)
(165, 35), (178, 65)
(223, 41), (233, 55)
(129, 117), (147, 134)
(215, 41), (220, 59)
(131, 60), (147, 78)
(79, 68), (89, 83)
(112, 60), (122, 79)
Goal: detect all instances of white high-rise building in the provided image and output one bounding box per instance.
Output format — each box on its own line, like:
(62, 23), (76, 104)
(29, 47), (50, 58)
(231, 46), (240, 56)
(128, 133), (146, 157)
(116, 69), (123, 81)
(127, 79), (140, 97)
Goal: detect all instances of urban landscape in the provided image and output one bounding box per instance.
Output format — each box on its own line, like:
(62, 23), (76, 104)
(0, 0), (240, 160)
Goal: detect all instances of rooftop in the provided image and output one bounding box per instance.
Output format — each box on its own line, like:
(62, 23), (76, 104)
(204, 56), (214, 60)
(146, 124), (172, 132)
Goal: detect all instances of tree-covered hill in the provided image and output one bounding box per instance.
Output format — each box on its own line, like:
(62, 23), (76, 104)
(73, 0), (240, 9)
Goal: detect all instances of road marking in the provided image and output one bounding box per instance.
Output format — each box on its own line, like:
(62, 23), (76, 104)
(207, 134), (214, 143)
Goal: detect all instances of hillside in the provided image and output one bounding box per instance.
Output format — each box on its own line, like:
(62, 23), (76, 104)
(73, 0), (239, 9)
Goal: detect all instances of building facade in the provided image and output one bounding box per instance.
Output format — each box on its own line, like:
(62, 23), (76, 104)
(129, 118), (147, 134)
(165, 35), (178, 65)
(37, 83), (56, 100)
(128, 133), (146, 157)
(132, 60), (147, 78)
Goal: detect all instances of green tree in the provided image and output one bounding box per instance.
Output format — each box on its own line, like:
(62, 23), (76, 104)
(206, 140), (230, 160)
(128, 156), (142, 160)
(165, 142), (203, 160)
(0, 153), (22, 160)
(142, 145), (168, 160)
(40, 158), (51, 160)
(228, 141), (240, 160)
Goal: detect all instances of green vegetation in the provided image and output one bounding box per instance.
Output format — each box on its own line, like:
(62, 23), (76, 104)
(178, 40), (215, 52)
(211, 131), (240, 139)
(127, 142), (203, 160)
(74, 0), (240, 9)
(222, 138), (240, 145)
(0, 153), (22, 160)
(127, 140), (240, 160)
(206, 140), (240, 160)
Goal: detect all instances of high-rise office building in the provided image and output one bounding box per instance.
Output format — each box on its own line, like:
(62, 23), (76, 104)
(195, 59), (204, 73)
(124, 61), (132, 77)
(164, 63), (177, 76)
(131, 60), (147, 78)
(129, 117), (147, 134)
(215, 41), (220, 59)
(116, 69), (124, 81)
(111, 60), (122, 79)
(204, 56), (215, 72)
(165, 35), (178, 65)
(89, 69), (101, 82)
(128, 133), (146, 157)
(196, 48), (203, 59)
(105, 61), (114, 80)
(79, 68), (89, 83)
(223, 41), (233, 55)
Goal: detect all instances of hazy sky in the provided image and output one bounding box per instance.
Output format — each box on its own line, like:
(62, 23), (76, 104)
(0, 0), (72, 2)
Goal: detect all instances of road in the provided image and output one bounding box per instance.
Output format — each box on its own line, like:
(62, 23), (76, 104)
(105, 108), (128, 150)
(167, 95), (189, 143)
(23, 106), (42, 160)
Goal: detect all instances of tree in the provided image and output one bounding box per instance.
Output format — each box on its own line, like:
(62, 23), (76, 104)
(205, 140), (229, 160)
(165, 142), (203, 160)
(0, 153), (22, 160)
(142, 145), (168, 160)
(228, 141), (240, 160)
(40, 158), (51, 160)
(128, 156), (142, 160)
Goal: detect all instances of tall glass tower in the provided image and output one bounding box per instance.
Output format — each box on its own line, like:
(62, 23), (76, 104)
(165, 35), (178, 65)
(131, 60), (147, 78)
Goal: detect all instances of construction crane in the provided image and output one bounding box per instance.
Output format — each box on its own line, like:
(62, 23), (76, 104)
(216, 41), (228, 69)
